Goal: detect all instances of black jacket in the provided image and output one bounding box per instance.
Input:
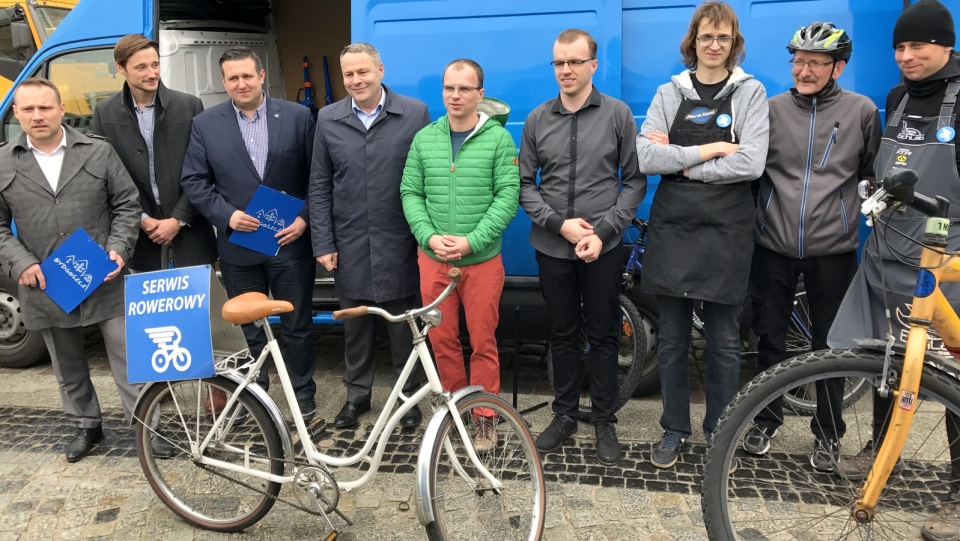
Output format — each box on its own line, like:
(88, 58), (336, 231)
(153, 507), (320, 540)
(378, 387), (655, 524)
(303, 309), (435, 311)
(91, 81), (217, 270)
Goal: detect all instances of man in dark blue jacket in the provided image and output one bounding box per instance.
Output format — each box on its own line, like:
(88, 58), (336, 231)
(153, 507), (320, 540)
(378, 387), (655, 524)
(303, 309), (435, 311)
(181, 47), (318, 421)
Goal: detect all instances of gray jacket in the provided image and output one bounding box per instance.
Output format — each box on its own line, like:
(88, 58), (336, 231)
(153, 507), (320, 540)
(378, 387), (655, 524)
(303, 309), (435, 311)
(637, 67), (769, 184)
(756, 81), (881, 258)
(308, 86), (430, 302)
(0, 125), (140, 329)
(91, 81), (217, 270)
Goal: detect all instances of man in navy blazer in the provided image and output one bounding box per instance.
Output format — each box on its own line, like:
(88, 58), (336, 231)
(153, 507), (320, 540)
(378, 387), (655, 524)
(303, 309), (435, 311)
(181, 47), (318, 421)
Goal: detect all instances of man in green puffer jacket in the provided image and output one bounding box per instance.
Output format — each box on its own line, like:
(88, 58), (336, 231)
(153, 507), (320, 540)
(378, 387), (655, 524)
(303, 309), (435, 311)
(400, 58), (519, 452)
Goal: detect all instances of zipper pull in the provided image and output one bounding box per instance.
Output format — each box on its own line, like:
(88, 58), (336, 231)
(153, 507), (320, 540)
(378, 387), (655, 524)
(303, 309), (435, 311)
(832, 122), (839, 141)
(450, 163), (455, 172)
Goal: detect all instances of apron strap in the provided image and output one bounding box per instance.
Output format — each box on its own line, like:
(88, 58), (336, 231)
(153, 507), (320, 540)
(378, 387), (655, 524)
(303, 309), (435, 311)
(889, 92), (909, 129)
(938, 80), (960, 129)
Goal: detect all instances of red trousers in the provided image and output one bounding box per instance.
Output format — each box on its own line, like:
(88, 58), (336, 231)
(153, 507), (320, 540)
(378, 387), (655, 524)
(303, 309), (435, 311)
(419, 251), (503, 413)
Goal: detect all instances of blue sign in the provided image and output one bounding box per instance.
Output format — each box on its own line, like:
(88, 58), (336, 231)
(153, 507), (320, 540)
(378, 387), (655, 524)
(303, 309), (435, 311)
(938, 126), (956, 143)
(915, 269), (936, 298)
(684, 106), (717, 125)
(229, 185), (305, 257)
(40, 228), (115, 314)
(125, 265), (215, 383)
(717, 114), (732, 128)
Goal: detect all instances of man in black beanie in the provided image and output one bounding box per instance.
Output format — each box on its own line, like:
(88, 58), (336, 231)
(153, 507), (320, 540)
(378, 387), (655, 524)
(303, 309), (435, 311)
(827, 0), (960, 538)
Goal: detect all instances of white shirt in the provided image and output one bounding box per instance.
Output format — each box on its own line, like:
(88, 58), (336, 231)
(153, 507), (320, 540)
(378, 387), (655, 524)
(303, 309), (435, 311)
(352, 88), (386, 129)
(27, 127), (67, 192)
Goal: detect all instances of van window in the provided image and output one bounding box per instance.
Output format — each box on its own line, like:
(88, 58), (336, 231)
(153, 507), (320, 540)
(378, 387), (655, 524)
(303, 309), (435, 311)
(2, 47), (121, 140)
(31, 7), (71, 41)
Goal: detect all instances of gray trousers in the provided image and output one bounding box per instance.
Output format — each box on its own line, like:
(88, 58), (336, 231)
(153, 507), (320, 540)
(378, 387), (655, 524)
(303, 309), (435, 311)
(340, 295), (421, 403)
(41, 316), (141, 428)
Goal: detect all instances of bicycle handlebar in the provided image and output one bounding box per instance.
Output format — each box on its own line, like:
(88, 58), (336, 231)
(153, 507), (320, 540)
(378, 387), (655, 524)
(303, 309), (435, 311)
(861, 168), (949, 221)
(332, 268), (462, 323)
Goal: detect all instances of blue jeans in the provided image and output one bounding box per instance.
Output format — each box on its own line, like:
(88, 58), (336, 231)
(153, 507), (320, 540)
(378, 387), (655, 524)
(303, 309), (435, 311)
(220, 256), (317, 401)
(656, 295), (741, 437)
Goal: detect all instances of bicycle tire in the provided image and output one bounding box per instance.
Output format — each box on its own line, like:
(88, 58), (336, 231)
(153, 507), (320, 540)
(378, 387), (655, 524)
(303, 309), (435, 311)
(546, 294), (645, 421)
(135, 376), (283, 532)
(424, 392), (545, 541)
(702, 349), (960, 540)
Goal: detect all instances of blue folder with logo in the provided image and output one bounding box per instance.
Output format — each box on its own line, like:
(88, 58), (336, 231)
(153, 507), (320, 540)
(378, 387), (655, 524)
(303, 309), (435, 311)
(228, 185), (305, 257)
(40, 228), (116, 314)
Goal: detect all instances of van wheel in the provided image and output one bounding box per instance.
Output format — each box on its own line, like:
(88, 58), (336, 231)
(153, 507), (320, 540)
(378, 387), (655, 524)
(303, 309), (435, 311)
(0, 274), (48, 368)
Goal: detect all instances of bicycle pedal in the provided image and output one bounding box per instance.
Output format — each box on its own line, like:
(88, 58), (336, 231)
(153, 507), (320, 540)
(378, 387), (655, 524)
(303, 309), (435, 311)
(308, 418), (328, 441)
(324, 531), (338, 541)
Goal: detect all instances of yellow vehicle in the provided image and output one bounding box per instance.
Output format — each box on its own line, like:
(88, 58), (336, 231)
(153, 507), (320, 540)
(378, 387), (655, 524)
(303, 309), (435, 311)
(0, 0), (75, 100)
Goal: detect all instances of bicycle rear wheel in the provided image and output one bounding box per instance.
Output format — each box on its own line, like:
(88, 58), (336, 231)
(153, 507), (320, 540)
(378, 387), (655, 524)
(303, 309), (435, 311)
(546, 294), (645, 421)
(702, 349), (960, 540)
(134, 376), (284, 532)
(425, 392), (545, 540)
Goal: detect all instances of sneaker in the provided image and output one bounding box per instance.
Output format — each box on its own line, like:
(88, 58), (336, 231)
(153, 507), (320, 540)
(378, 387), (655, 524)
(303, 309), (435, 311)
(810, 438), (841, 472)
(595, 423), (621, 465)
(536, 414), (578, 453)
(835, 440), (903, 481)
(474, 417), (497, 452)
(742, 424), (779, 456)
(923, 494), (960, 541)
(297, 397), (316, 423)
(651, 431), (686, 469)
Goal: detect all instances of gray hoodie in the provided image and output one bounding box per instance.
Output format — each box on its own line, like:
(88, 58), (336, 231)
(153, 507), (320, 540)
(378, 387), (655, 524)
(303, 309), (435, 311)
(637, 67), (769, 184)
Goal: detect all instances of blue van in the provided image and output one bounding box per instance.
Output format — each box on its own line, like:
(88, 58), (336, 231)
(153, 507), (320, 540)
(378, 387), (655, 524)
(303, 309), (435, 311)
(0, 0), (953, 371)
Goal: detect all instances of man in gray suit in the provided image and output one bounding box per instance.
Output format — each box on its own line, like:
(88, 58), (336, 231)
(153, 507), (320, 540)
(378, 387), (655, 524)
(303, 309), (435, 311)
(0, 78), (141, 462)
(309, 42), (430, 429)
(91, 34), (216, 271)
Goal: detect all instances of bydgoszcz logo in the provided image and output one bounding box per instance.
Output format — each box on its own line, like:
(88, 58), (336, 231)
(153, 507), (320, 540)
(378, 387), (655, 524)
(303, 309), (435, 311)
(146, 326), (192, 373)
(716, 114), (732, 128)
(684, 107), (717, 125)
(256, 208), (286, 233)
(54, 254), (94, 291)
(938, 126), (956, 143)
(897, 121), (924, 142)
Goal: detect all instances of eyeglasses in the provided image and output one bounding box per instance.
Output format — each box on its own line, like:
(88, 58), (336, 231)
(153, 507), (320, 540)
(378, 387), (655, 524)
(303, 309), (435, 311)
(441, 85), (481, 94)
(549, 58), (594, 68)
(789, 59), (836, 70)
(696, 35), (734, 46)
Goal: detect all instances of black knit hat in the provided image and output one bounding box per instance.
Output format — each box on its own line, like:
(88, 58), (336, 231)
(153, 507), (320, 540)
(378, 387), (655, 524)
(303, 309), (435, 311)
(893, 0), (955, 48)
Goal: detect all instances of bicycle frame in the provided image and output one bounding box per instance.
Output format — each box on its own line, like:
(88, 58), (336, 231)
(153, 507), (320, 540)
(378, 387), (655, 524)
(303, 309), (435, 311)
(185, 271), (502, 494)
(855, 203), (960, 518)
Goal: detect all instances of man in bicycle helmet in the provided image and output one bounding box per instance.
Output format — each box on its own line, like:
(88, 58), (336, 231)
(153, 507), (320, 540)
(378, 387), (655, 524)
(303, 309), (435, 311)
(745, 21), (881, 472)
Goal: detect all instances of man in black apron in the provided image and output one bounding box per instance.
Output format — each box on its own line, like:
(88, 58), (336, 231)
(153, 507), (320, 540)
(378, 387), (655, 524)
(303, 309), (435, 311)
(827, 1), (960, 537)
(743, 22), (881, 471)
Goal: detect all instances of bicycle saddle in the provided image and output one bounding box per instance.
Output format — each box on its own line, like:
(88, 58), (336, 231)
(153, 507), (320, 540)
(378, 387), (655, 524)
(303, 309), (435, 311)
(222, 292), (294, 324)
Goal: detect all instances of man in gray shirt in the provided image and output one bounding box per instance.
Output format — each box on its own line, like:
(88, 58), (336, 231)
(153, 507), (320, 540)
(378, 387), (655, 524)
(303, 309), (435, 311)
(519, 29), (646, 466)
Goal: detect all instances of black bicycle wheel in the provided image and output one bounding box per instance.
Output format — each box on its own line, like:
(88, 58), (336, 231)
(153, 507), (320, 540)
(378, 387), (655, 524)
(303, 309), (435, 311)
(703, 349), (960, 540)
(546, 294), (645, 421)
(135, 377), (283, 532)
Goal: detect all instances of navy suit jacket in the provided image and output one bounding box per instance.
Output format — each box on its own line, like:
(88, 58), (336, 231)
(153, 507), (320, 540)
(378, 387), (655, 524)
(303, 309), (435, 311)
(181, 97), (316, 265)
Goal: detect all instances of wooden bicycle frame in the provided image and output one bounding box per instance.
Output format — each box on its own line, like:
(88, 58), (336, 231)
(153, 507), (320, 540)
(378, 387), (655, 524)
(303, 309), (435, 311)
(855, 215), (960, 519)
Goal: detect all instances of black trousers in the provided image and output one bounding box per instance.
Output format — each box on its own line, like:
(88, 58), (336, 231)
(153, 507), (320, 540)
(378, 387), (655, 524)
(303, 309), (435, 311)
(536, 248), (622, 423)
(752, 246), (857, 440)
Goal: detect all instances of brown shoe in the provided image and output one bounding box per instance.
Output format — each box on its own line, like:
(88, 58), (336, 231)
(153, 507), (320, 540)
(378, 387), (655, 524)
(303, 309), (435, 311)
(205, 388), (228, 413)
(474, 417), (497, 452)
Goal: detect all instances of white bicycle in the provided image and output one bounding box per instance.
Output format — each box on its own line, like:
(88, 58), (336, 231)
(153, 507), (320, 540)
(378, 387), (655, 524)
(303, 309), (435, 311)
(132, 268), (546, 540)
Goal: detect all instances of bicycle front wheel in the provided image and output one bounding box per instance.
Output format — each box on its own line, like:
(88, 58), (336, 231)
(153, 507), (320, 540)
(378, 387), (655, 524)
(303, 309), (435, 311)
(702, 349), (960, 540)
(425, 392), (545, 541)
(134, 376), (284, 532)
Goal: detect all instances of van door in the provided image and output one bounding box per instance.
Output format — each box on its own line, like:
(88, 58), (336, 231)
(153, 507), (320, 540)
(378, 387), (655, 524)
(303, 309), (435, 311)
(0, 0), (151, 141)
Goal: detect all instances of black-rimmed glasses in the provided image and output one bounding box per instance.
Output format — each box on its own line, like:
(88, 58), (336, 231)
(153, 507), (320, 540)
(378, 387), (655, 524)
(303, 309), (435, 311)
(550, 58), (594, 68)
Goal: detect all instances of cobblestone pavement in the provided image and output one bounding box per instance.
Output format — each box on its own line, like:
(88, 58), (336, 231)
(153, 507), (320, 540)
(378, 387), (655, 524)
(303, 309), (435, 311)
(0, 327), (751, 540)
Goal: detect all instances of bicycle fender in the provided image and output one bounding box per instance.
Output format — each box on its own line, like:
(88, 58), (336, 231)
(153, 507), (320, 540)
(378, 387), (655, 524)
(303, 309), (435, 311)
(414, 385), (485, 527)
(219, 372), (296, 472)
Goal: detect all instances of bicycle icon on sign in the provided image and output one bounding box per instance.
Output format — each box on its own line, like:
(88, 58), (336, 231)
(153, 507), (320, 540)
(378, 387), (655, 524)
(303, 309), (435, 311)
(145, 326), (192, 373)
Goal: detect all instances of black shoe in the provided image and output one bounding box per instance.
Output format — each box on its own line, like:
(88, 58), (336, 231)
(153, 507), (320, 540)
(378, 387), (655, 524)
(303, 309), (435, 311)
(65, 426), (104, 463)
(333, 399), (371, 428)
(297, 397), (317, 423)
(400, 404), (422, 428)
(151, 434), (175, 459)
(595, 423), (621, 465)
(535, 414), (578, 453)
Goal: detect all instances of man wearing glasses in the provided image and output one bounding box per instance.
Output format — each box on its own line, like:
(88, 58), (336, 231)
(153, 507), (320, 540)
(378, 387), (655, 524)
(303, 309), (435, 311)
(520, 28), (646, 465)
(744, 22), (880, 471)
(400, 59), (519, 452)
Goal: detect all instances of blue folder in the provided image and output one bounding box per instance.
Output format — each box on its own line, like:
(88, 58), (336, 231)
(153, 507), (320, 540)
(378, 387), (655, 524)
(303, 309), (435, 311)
(40, 228), (116, 314)
(228, 185), (305, 257)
